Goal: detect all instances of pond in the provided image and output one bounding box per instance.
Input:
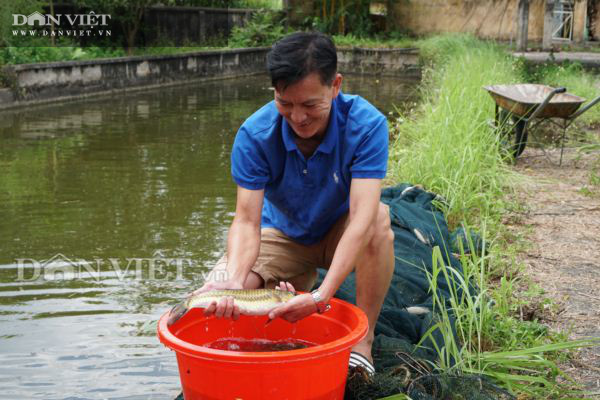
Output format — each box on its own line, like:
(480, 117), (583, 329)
(0, 74), (418, 399)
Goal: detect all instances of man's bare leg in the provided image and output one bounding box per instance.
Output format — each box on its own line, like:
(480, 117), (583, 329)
(351, 203), (395, 364)
(206, 256), (264, 289)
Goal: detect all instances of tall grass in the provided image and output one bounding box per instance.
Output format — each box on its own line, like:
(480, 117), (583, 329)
(387, 34), (600, 398)
(389, 35), (521, 227)
(420, 241), (597, 398)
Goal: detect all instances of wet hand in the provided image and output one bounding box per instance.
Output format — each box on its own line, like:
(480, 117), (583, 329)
(275, 280), (296, 294)
(268, 289), (317, 323)
(190, 280), (243, 321)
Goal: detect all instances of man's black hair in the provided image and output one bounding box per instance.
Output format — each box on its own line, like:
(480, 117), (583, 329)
(266, 32), (337, 90)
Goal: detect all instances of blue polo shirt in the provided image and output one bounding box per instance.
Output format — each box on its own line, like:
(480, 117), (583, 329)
(231, 92), (388, 245)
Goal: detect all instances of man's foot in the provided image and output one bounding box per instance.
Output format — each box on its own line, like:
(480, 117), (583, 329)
(351, 339), (373, 364)
(348, 351), (375, 376)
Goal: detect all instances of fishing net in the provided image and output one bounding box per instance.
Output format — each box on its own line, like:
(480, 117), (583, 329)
(316, 184), (515, 400)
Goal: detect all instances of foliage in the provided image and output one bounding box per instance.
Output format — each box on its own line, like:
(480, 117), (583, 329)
(332, 33), (415, 49)
(228, 9), (286, 48)
(387, 34), (600, 398)
(0, 36), (125, 65)
(420, 244), (597, 398)
(0, 0), (43, 47)
(389, 34), (520, 227)
(172, 0), (282, 8)
(306, 0), (372, 36)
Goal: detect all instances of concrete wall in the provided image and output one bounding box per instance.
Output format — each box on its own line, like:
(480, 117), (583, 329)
(144, 6), (253, 45)
(338, 47), (420, 77)
(0, 47), (420, 110)
(0, 48), (269, 110)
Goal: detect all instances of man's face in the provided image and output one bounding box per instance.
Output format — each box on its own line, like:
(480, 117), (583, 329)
(274, 72), (342, 139)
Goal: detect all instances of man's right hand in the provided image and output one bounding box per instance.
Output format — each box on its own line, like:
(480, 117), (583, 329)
(190, 280), (243, 320)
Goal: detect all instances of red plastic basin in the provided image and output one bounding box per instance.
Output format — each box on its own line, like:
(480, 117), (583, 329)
(157, 297), (368, 400)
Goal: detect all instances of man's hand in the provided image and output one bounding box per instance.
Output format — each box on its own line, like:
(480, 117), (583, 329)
(269, 281), (318, 323)
(190, 280), (243, 320)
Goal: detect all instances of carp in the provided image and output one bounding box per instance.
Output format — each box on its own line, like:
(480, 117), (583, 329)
(167, 289), (295, 326)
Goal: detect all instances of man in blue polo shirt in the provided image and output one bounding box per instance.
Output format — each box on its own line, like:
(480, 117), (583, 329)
(196, 32), (394, 372)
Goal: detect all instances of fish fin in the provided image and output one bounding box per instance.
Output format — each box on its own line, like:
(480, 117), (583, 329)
(167, 301), (189, 326)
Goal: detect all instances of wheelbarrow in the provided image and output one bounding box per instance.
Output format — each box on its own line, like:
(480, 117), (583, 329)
(484, 84), (600, 165)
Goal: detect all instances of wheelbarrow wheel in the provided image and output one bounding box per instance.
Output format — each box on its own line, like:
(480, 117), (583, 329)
(497, 110), (528, 158)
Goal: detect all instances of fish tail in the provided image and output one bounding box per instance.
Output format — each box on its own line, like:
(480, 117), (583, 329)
(167, 301), (189, 326)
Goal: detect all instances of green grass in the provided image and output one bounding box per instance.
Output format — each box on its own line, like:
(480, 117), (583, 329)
(386, 34), (600, 399)
(389, 35), (520, 227)
(332, 34), (417, 49)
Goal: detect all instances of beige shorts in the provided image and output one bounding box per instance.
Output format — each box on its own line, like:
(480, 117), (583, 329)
(213, 213), (349, 292)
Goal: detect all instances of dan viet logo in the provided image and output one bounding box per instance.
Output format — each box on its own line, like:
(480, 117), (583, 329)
(12, 11), (112, 38)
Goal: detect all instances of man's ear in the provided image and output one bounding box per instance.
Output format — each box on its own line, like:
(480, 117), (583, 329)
(332, 73), (343, 98)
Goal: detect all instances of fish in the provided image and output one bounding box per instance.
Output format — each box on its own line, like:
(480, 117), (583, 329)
(167, 289), (295, 326)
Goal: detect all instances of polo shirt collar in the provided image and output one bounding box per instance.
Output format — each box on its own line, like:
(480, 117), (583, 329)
(281, 96), (339, 154)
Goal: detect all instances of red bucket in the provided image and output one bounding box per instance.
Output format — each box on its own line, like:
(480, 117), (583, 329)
(157, 297), (368, 400)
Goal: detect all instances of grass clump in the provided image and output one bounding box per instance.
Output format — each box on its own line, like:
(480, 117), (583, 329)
(389, 34), (520, 226)
(387, 34), (599, 398)
(332, 33), (416, 49)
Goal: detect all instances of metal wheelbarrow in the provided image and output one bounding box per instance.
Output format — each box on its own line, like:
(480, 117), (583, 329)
(484, 84), (600, 165)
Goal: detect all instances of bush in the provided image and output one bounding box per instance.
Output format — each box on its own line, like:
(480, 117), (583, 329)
(228, 10), (286, 48)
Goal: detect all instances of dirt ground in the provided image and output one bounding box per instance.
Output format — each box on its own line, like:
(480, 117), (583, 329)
(509, 141), (600, 398)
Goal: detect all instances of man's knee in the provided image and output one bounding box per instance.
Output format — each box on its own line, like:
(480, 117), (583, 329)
(365, 203), (394, 253)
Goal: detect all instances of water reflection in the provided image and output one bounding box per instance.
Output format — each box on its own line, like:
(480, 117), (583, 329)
(0, 74), (418, 399)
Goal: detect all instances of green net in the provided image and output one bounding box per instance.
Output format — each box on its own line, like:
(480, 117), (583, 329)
(317, 184), (514, 400)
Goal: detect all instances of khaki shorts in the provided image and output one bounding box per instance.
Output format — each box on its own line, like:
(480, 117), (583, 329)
(213, 213), (349, 292)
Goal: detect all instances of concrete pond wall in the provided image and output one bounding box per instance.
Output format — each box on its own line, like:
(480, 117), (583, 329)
(0, 47), (420, 110)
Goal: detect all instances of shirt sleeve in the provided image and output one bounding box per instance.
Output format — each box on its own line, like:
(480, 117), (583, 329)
(230, 127), (270, 190)
(349, 116), (388, 179)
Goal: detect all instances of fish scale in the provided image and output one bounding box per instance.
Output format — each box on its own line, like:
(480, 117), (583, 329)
(167, 289), (295, 326)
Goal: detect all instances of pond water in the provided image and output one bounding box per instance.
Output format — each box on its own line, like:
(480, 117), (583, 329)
(0, 74), (418, 399)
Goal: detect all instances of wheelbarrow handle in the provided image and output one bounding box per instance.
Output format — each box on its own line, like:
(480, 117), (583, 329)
(569, 94), (600, 120)
(527, 86), (567, 121)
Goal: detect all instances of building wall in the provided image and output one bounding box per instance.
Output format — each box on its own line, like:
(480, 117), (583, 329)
(390, 0), (544, 41)
(390, 0), (589, 43)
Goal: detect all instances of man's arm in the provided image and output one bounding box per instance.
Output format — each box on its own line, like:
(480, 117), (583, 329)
(194, 186), (264, 318)
(317, 178), (381, 301)
(268, 178), (381, 322)
(226, 186), (264, 286)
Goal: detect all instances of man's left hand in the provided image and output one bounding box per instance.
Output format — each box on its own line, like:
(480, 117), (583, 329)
(268, 281), (318, 323)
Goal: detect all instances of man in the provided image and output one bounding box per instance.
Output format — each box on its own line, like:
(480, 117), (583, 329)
(195, 31), (394, 371)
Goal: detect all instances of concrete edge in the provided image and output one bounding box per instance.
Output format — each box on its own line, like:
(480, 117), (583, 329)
(6, 47), (271, 71)
(0, 46), (421, 111)
(0, 72), (264, 112)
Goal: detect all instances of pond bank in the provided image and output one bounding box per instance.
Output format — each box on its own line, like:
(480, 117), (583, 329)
(0, 47), (420, 111)
(515, 51), (600, 71)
